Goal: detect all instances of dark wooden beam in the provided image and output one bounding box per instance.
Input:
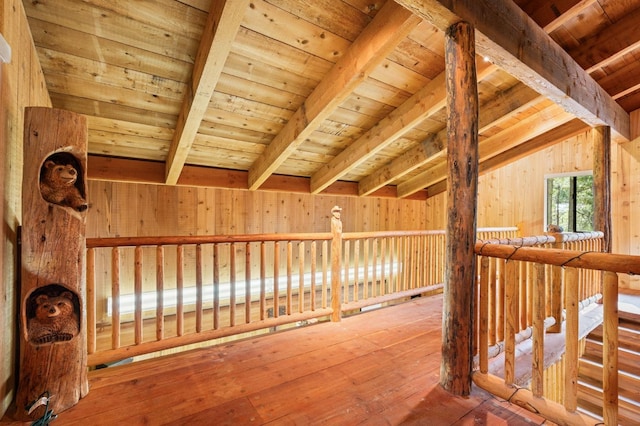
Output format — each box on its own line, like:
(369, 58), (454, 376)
(87, 156), (428, 200)
(440, 21), (478, 396)
(394, 0), (630, 141)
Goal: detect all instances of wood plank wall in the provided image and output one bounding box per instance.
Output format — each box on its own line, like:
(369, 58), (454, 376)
(0, 0), (52, 418)
(86, 181), (444, 238)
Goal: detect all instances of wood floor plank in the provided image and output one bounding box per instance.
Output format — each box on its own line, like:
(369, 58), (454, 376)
(1, 295), (550, 425)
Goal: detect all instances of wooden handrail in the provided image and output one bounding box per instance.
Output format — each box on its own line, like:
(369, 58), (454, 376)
(87, 232), (333, 248)
(475, 242), (640, 274)
(473, 231), (625, 425)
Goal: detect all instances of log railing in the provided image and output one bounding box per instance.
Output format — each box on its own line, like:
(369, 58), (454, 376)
(473, 232), (640, 425)
(85, 208), (517, 367)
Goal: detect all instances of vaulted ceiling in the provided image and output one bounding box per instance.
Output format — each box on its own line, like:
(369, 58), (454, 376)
(23, 0), (639, 198)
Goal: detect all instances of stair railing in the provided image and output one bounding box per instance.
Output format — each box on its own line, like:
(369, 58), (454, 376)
(473, 233), (639, 425)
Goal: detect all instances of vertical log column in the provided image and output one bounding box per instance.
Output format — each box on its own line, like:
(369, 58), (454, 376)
(440, 21), (479, 396)
(592, 126), (611, 253)
(14, 107), (89, 421)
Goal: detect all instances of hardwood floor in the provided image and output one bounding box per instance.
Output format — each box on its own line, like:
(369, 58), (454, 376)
(3, 295), (548, 425)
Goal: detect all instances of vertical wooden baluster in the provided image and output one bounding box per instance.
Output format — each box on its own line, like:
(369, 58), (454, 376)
(298, 242), (305, 313)
(134, 246), (143, 344)
(196, 244), (203, 333)
(343, 240), (350, 303)
(372, 238), (378, 297)
(363, 239), (370, 299)
(526, 262), (533, 328)
(245, 242), (251, 323)
(286, 241), (293, 315)
(531, 262), (545, 397)
(497, 258), (505, 343)
(488, 257), (496, 346)
(86, 248), (96, 354)
(519, 261), (526, 331)
(381, 237), (387, 294)
(548, 247), (563, 333)
(353, 240), (360, 302)
(213, 243), (220, 329)
(260, 241), (266, 320)
(322, 240), (328, 309)
(504, 260), (518, 385)
(111, 247), (120, 349)
(427, 235), (437, 285)
(230, 243), (236, 326)
(310, 241), (317, 311)
(176, 244), (184, 336)
(564, 267), (579, 412)
(389, 237), (396, 292)
(602, 271), (619, 425)
(479, 256), (489, 373)
(274, 241), (280, 318)
(156, 245), (164, 341)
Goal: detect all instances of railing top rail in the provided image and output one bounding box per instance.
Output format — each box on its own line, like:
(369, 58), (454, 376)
(343, 230), (445, 240)
(475, 242), (640, 275)
(476, 231), (603, 247)
(86, 232), (334, 248)
(86, 226), (519, 248)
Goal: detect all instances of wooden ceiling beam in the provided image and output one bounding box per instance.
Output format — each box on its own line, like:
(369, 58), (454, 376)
(358, 77), (541, 196)
(397, 103), (576, 197)
(569, 6), (640, 73)
(164, 0), (249, 185)
(246, 1), (421, 191)
(425, 118), (590, 197)
(309, 70), (448, 194)
(87, 155), (427, 199)
(394, 0), (630, 140)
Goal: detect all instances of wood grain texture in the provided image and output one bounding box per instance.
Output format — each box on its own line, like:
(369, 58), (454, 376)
(440, 21), (478, 396)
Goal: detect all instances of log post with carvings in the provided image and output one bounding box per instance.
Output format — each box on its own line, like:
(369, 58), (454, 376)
(14, 107), (89, 421)
(440, 21), (479, 396)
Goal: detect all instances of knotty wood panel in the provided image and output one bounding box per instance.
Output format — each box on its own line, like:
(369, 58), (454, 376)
(0, 0), (53, 418)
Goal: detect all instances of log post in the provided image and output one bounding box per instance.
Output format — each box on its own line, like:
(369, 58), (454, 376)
(440, 21), (479, 396)
(602, 271), (619, 425)
(330, 206), (343, 322)
(14, 107), (89, 421)
(592, 126), (611, 253)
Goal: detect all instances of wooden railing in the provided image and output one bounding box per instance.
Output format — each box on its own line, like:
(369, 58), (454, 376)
(85, 209), (517, 366)
(473, 231), (640, 425)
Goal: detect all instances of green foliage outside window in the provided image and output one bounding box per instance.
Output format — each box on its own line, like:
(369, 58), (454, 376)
(546, 174), (594, 232)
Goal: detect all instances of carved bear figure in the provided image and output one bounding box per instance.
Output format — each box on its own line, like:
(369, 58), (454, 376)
(40, 160), (88, 212)
(28, 291), (79, 345)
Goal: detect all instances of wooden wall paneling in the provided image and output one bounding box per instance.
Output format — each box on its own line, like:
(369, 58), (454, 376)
(156, 184), (179, 233)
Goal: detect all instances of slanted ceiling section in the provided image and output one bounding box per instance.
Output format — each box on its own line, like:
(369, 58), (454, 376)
(24, 0), (639, 197)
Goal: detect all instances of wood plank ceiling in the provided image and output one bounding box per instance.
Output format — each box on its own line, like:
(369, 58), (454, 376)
(23, 0), (639, 198)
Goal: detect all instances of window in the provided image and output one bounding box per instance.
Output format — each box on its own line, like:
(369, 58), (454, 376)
(545, 172), (594, 232)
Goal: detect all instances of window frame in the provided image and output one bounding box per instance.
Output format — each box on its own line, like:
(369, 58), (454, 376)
(543, 170), (594, 233)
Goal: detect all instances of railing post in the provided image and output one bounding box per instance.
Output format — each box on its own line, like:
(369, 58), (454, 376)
(602, 271), (618, 425)
(330, 206), (343, 322)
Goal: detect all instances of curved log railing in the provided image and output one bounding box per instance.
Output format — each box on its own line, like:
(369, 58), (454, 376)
(473, 232), (640, 426)
(85, 208), (517, 367)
